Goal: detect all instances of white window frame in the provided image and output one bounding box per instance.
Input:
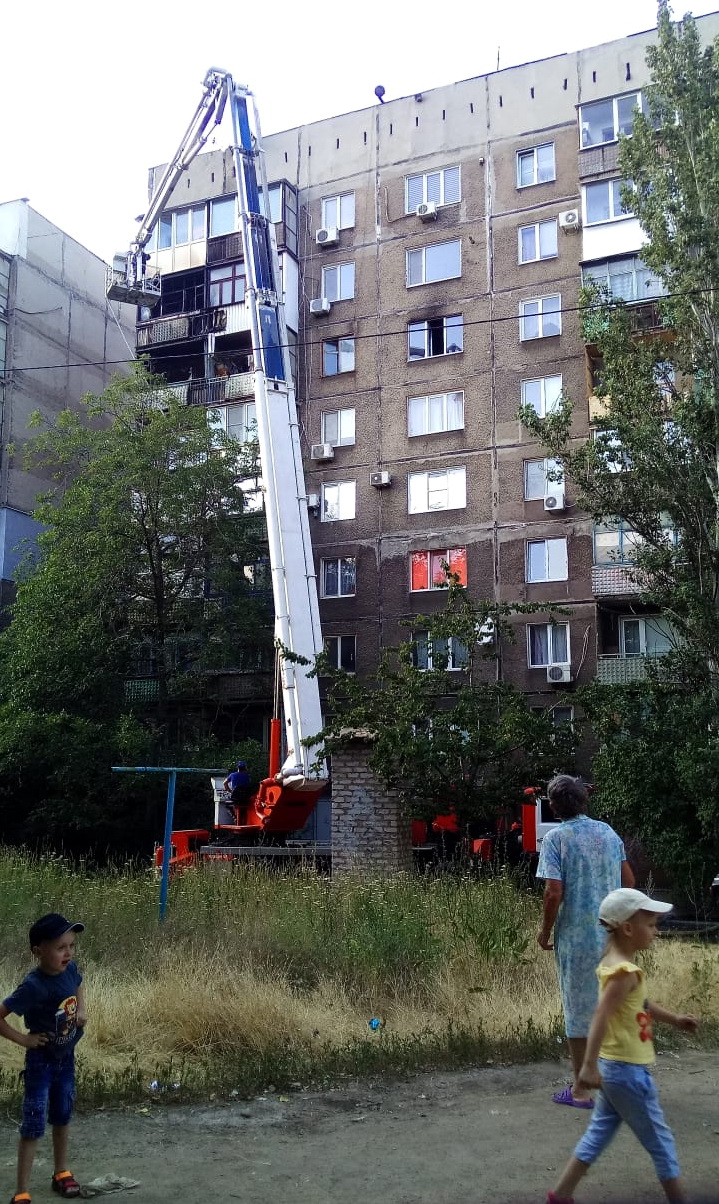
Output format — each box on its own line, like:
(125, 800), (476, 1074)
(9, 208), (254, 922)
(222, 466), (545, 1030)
(620, 616), (675, 658)
(321, 408), (355, 447)
(550, 705), (574, 726)
(519, 295), (562, 340)
(321, 480), (356, 522)
(324, 634), (356, 672)
(322, 337), (355, 376)
(526, 538), (569, 583)
(527, 623), (570, 668)
(209, 197), (236, 238)
(516, 143), (556, 188)
(405, 166), (461, 213)
(593, 521), (644, 566)
(413, 633), (468, 671)
(524, 458), (563, 502)
(406, 240), (461, 287)
(208, 402), (257, 444)
(407, 391), (464, 437)
(583, 179), (633, 226)
(321, 193), (355, 230)
(320, 557), (356, 598)
(407, 315), (464, 360)
(580, 92), (643, 148)
(518, 220), (558, 264)
(582, 257), (664, 303)
(521, 375), (563, 418)
(408, 467), (466, 514)
(321, 262), (355, 302)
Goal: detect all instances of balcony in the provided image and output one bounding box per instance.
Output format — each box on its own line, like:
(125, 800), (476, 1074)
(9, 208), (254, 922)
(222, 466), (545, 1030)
(207, 233), (243, 264)
(596, 654), (667, 685)
(188, 372), (254, 406)
(136, 308), (228, 348)
(592, 564), (643, 596)
(141, 381), (190, 408)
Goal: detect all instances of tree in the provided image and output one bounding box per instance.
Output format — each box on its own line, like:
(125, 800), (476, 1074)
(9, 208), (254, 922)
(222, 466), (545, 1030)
(318, 582), (576, 833)
(520, 4), (719, 891)
(0, 364), (273, 850)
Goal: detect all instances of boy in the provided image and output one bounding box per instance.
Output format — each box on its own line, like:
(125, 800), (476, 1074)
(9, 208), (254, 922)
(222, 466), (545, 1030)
(0, 914), (87, 1204)
(547, 888), (699, 1204)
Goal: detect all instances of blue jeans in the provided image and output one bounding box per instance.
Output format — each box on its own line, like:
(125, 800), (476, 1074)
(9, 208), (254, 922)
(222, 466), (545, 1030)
(574, 1058), (680, 1182)
(21, 1048), (76, 1139)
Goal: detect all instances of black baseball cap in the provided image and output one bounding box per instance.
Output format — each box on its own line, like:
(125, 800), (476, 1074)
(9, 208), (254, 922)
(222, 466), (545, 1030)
(29, 913), (85, 948)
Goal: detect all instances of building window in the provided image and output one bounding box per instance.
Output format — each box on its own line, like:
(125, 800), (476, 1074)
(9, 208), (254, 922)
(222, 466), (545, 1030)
(527, 623), (569, 667)
(209, 262), (246, 307)
(408, 467), (466, 514)
(526, 538), (568, 583)
(620, 616), (674, 657)
(580, 92), (643, 147)
(321, 408), (355, 446)
(208, 402), (257, 443)
(524, 458), (563, 501)
(408, 315), (463, 359)
(321, 557), (356, 598)
(405, 166), (461, 212)
(238, 478), (264, 513)
(321, 193), (355, 230)
(518, 220), (558, 263)
(325, 635), (356, 672)
(323, 338), (355, 375)
(582, 256), (664, 303)
(516, 143), (556, 187)
(406, 240), (461, 286)
(593, 520), (644, 565)
(322, 263), (355, 302)
(551, 705), (574, 726)
(519, 295), (561, 340)
(407, 391), (464, 436)
(210, 197), (236, 237)
(413, 633), (468, 671)
(410, 548), (467, 591)
(322, 481), (356, 522)
(593, 429), (632, 473)
(584, 180), (633, 225)
(521, 375), (563, 418)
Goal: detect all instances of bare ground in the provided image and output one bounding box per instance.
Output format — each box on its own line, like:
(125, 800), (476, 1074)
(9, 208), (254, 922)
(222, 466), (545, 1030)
(2, 1052), (717, 1204)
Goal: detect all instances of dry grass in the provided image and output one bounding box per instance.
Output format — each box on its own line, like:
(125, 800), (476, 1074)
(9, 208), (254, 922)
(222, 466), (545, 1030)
(0, 851), (716, 1104)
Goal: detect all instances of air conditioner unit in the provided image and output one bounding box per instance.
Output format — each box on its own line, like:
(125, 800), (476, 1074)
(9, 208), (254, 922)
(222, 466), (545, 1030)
(311, 442), (335, 462)
(547, 663), (573, 684)
(307, 493), (320, 510)
(316, 227), (339, 247)
(476, 620), (495, 646)
(544, 484), (566, 512)
(370, 470), (392, 488)
(309, 297), (332, 316)
(559, 209), (581, 232)
(416, 201), (438, 221)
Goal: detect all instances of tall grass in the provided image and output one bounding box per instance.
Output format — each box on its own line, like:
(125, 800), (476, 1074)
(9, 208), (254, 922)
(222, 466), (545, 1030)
(0, 850), (716, 1108)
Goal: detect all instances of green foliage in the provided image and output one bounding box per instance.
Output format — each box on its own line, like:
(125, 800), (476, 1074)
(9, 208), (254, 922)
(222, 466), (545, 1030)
(0, 364), (273, 851)
(318, 582), (575, 826)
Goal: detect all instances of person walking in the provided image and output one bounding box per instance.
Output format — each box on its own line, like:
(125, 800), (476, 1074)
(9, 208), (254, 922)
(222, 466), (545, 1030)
(536, 774), (634, 1107)
(547, 888), (698, 1204)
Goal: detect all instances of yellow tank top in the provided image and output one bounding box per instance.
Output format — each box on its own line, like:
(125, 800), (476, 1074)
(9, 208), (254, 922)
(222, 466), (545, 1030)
(597, 960), (655, 1065)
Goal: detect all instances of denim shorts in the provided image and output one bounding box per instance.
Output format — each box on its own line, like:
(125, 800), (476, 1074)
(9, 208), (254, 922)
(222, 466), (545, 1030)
(21, 1048), (76, 1139)
(574, 1058), (680, 1182)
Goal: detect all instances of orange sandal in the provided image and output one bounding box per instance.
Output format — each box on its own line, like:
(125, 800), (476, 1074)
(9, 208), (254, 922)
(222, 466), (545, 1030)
(10, 1195), (31, 1204)
(51, 1173), (80, 1199)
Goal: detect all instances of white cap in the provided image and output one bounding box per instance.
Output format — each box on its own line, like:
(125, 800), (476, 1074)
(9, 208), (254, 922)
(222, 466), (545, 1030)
(599, 888), (673, 927)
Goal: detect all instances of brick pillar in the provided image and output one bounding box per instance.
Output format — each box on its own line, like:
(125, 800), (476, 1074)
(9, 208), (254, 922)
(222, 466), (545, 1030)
(331, 736), (413, 873)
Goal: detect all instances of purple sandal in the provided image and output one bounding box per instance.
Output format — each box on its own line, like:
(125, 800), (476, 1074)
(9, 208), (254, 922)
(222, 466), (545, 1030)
(552, 1085), (594, 1109)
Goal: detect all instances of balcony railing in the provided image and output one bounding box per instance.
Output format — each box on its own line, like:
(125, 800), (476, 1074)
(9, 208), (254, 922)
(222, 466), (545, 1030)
(207, 233), (244, 264)
(596, 654), (667, 685)
(137, 308), (228, 347)
(592, 565), (643, 596)
(188, 372), (254, 406)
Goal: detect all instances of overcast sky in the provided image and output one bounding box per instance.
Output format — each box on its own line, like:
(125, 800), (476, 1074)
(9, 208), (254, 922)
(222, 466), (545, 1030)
(3, 0), (718, 263)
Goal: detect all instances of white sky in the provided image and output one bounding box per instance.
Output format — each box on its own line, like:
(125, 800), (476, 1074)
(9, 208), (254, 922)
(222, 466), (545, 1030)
(3, 0), (717, 263)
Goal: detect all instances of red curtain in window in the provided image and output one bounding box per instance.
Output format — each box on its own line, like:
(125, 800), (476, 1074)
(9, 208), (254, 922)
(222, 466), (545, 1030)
(410, 552), (428, 591)
(449, 547), (467, 585)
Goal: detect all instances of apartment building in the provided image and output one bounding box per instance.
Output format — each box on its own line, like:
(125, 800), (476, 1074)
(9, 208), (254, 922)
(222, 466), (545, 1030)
(0, 199), (135, 613)
(136, 13), (719, 735)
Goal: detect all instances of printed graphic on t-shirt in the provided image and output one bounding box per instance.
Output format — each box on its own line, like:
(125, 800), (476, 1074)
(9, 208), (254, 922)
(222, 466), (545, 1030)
(637, 1001), (653, 1043)
(52, 995), (78, 1047)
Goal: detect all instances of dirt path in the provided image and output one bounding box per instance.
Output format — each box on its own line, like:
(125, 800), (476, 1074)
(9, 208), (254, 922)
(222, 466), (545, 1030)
(2, 1052), (717, 1203)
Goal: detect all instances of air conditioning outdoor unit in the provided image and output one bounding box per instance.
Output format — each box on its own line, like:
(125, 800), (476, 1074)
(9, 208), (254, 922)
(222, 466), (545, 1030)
(316, 227), (340, 247)
(370, 470), (392, 488)
(309, 297), (332, 316)
(416, 201), (438, 221)
(544, 484), (566, 512)
(547, 663), (573, 684)
(559, 209), (581, 232)
(311, 442), (335, 462)
(476, 620), (495, 646)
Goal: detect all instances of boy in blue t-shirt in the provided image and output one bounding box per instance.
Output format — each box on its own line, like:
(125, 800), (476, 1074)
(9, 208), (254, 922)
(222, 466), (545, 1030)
(0, 914), (87, 1204)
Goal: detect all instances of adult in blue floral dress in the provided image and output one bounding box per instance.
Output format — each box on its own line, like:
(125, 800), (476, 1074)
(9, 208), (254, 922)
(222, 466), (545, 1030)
(536, 774), (634, 1107)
